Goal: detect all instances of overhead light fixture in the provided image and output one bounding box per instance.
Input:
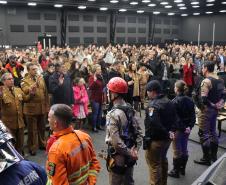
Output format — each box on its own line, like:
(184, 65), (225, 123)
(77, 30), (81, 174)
(54, 4), (63, 8)
(165, 5), (172, 8)
(191, 1), (199, 5)
(181, 14), (188, 16)
(168, 12), (175, 15)
(0, 1), (7, 4)
(206, 3), (214, 6)
(78, 5), (86, 9)
(220, 10), (226, 13)
(177, 3), (185, 6)
(119, 9), (127, 12)
(206, 11), (213, 14)
(88, 0), (96, 1)
(206, 0), (215, 2)
(137, 10), (144, 13)
(180, 7), (187, 9)
(130, 1), (138, 5)
(28, 2), (37, 6)
(142, 0), (150, 3)
(222, 2), (226, 4)
(174, 0), (183, 3)
(100, 7), (108, 11)
(110, 0), (119, 3)
(148, 3), (156, 7)
(153, 11), (160, 14)
(193, 12), (200, 15)
(160, 2), (168, 5)
(192, 5), (200, 8)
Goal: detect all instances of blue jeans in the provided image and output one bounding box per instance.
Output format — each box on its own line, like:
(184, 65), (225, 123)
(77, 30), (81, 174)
(91, 101), (102, 129)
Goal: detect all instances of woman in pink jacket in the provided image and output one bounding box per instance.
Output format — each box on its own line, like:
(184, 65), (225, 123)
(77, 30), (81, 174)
(73, 77), (89, 129)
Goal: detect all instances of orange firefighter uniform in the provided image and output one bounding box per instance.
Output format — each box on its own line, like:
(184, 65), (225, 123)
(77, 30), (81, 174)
(46, 126), (101, 185)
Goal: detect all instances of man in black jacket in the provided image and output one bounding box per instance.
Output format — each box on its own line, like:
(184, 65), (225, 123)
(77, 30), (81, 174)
(108, 61), (122, 82)
(48, 63), (74, 106)
(144, 80), (177, 185)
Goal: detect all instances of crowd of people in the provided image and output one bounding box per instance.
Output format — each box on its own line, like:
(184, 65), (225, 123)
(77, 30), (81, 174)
(0, 42), (226, 185)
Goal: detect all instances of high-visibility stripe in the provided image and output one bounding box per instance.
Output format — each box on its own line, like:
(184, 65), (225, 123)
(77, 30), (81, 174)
(69, 162), (90, 180)
(46, 178), (52, 185)
(70, 173), (88, 185)
(88, 170), (98, 177)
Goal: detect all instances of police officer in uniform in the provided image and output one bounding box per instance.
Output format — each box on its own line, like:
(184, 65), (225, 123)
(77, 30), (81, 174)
(168, 80), (196, 178)
(0, 120), (47, 185)
(194, 61), (225, 166)
(144, 80), (177, 185)
(0, 73), (35, 154)
(105, 77), (143, 185)
(21, 63), (49, 155)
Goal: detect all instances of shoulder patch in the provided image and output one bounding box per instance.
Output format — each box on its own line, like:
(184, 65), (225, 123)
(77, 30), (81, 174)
(47, 162), (56, 176)
(149, 107), (154, 117)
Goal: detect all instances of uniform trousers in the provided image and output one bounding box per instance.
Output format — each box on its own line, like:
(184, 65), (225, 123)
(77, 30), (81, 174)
(145, 140), (171, 185)
(26, 115), (46, 152)
(172, 131), (189, 158)
(10, 127), (24, 154)
(109, 167), (134, 185)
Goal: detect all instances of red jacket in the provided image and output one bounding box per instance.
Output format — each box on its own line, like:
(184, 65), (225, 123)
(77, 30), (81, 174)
(5, 62), (24, 78)
(183, 64), (194, 86)
(88, 75), (104, 103)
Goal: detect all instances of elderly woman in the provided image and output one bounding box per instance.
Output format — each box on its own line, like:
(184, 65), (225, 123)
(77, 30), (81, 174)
(88, 64), (104, 132)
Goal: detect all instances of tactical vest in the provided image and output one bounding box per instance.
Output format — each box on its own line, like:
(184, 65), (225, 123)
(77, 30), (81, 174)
(208, 77), (224, 104)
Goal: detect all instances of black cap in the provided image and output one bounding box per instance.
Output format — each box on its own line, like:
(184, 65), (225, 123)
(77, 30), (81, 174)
(146, 80), (162, 93)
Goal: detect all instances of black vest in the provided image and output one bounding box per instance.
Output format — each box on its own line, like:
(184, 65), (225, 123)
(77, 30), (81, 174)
(208, 77), (224, 104)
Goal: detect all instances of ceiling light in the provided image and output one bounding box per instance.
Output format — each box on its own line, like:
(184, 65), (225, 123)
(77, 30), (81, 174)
(28, 2), (37, 6)
(206, 11), (213, 14)
(165, 5), (172, 8)
(153, 11), (160, 14)
(0, 1), (7, 4)
(192, 5), (200, 8)
(220, 10), (226, 13)
(142, 0), (150, 3)
(54, 4), (63, 8)
(137, 10), (144, 13)
(100, 7), (108, 11)
(222, 2), (226, 4)
(88, 0), (96, 1)
(193, 13), (200, 15)
(177, 3), (185, 6)
(148, 3), (156, 7)
(160, 2), (168, 5)
(119, 9), (127, 12)
(110, 0), (118, 3)
(181, 14), (188, 16)
(206, 0), (215, 2)
(179, 7), (187, 9)
(168, 13), (175, 15)
(130, 1), (138, 5)
(206, 3), (214, 6)
(191, 1), (199, 5)
(78, 5), (86, 9)
(174, 0), (183, 3)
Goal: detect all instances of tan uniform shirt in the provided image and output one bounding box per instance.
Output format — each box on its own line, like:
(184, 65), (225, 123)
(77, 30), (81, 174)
(21, 74), (49, 115)
(0, 87), (30, 129)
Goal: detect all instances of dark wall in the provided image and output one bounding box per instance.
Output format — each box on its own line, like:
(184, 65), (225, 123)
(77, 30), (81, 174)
(181, 14), (226, 44)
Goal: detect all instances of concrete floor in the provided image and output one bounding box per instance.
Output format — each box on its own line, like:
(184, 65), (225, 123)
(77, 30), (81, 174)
(27, 113), (226, 185)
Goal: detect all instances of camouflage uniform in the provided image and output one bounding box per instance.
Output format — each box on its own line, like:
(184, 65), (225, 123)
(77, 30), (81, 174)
(105, 101), (142, 185)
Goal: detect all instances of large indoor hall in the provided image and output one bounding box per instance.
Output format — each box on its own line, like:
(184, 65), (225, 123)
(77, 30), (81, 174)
(0, 0), (226, 185)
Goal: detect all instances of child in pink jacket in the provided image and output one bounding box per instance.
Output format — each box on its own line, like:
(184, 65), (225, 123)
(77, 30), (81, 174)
(73, 77), (89, 129)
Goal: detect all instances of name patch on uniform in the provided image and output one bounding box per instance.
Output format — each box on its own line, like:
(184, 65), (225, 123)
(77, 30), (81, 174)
(47, 162), (56, 176)
(149, 108), (154, 117)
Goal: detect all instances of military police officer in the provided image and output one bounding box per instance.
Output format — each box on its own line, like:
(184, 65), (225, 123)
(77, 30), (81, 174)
(144, 80), (177, 185)
(0, 73), (35, 154)
(194, 61), (225, 166)
(21, 63), (49, 155)
(105, 77), (143, 185)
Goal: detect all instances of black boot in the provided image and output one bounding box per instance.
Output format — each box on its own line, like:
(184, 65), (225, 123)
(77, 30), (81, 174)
(210, 143), (218, 162)
(194, 145), (211, 166)
(168, 158), (181, 178)
(141, 103), (145, 110)
(180, 155), (188, 175)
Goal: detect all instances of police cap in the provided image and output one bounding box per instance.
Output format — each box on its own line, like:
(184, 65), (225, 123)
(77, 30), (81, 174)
(146, 80), (162, 93)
